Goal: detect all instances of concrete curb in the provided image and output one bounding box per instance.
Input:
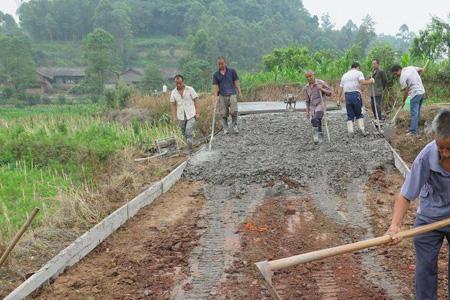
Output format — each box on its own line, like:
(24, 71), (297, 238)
(387, 142), (411, 178)
(5, 161), (187, 300)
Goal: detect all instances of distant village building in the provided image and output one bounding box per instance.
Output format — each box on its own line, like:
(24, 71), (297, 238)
(36, 67), (85, 92)
(161, 67), (178, 81)
(119, 68), (144, 85)
(36, 66), (177, 93)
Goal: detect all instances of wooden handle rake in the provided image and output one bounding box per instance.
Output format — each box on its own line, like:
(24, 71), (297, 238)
(255, 217), (450, 300)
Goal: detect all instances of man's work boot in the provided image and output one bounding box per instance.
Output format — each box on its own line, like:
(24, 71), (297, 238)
(233, 124), (239, 134)
(357, 118), (368, 136)
(222, 117), (229, 134)
(312, 127), (319, 144)
(318, 131), (324, 143)
(347, 121), (354, 136)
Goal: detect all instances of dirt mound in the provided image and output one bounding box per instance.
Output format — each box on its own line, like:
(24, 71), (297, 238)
(107, 108), (154, 125)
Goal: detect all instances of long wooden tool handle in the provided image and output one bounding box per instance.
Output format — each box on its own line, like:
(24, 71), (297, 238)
(391, 106), (403, 123)
(318, 89), (331, 143)
(209, 98), (218, 151)
(268, 217), (450, 271)
(0, 208), (40, 267)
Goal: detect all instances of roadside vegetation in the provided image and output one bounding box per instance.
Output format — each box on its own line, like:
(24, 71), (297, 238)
(0, 102), (183, 244)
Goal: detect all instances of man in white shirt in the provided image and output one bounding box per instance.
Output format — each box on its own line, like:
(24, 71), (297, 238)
(337, 62), (375, 136)
(170, 75), (200, 151)
(391, 65), (426, 136)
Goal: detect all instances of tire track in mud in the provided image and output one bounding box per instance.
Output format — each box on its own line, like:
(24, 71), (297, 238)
(175, 184), (274, 299)
(311, 266), (340, 299)
(310, 163), (409, 299)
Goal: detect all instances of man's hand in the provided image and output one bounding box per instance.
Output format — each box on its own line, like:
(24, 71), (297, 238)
(195, 112), (200, 119)
(305, 111), (311, 119)
(337, 101), (342, 109)
(385, 224), (402, 245)
(369, 78), (375, 84)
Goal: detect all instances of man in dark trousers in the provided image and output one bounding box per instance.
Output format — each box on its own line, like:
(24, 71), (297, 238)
(386, 109), (450, 299)
(305, 70), (332, 144)
(213, 56), (242, 134)
(369, 58), (388, 125)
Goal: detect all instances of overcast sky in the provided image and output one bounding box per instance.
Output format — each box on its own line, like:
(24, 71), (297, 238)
(302, 0), (449, 35)
(0, 0), (449, 35)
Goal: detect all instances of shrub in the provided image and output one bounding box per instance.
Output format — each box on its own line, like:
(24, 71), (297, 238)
(58, 95), (67, 105)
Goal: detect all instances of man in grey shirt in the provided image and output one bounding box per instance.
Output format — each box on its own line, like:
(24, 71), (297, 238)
(391, 64), (426, 135)
(386, 109), (450, 299)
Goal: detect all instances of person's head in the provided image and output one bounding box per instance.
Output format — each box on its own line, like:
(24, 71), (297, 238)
(351, 62), (360, 70)
(217, 56), (227, 71)
(391, 64), (403, 78)
(433, 109), (450, 163)
(174, 74), (185, 89)
(304, 70), (315, 84)
(372, 59), (380, 70)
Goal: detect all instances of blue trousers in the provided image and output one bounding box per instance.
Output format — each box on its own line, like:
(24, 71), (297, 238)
(414, 215), (450, 300)
(345, 91), (363, 121)
(410, 94), (425, 134)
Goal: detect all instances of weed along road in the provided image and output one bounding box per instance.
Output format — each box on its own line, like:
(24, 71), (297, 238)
(34, 111), (444, 299)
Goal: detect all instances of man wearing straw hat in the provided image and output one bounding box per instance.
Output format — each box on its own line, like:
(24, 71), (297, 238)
(304, 70), (332, 144)
(386, 109), (450, 299)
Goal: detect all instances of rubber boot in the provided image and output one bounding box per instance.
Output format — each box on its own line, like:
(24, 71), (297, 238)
(222, 117), (229, 134)
(318, 125), (324, 143)
(312, 127), (319, 144)
(232, 115), (238, 134)
(357, 118), (368, 136)
(347, 121), (354, 136)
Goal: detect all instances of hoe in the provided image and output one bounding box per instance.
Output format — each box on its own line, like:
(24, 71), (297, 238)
(255, 217), (450, 300)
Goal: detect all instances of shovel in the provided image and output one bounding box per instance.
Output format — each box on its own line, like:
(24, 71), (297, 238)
(255, 216), (450, 300)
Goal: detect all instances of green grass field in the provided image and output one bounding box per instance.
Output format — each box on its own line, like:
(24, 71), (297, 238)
(0, 104), (181, 242)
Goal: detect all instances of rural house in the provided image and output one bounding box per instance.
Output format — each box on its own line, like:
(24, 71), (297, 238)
(119, 68), (144, 85)
(36, 67), (86, 92)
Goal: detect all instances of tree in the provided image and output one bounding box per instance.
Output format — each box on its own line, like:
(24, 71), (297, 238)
(140, 64), (164, 93)
(320, 13), (334, 32)
(83, 29), (118, 94)
(179, 57), (211, 91)
(411, 17), (450, 59)
(0, 33), (36, 92)
(0, 11), (20, 35)
(355, 15), (376, 54)
(93, 0), (132, 65)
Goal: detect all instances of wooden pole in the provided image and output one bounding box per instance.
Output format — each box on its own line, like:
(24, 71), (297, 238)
(209, 97), (218, 152)
(0, 208), (39, 268)
(318, 88), (331, 143)
(265, 216), (450, 271)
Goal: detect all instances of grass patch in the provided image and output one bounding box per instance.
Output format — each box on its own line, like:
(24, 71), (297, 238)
(0, 103), (182, 243)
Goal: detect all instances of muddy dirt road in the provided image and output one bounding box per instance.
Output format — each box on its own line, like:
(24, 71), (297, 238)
(33, 112), (448, 299)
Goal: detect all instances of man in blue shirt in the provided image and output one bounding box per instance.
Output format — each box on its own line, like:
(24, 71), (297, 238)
(387, 109), (450, 299)
(213, 56), (242, 134)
